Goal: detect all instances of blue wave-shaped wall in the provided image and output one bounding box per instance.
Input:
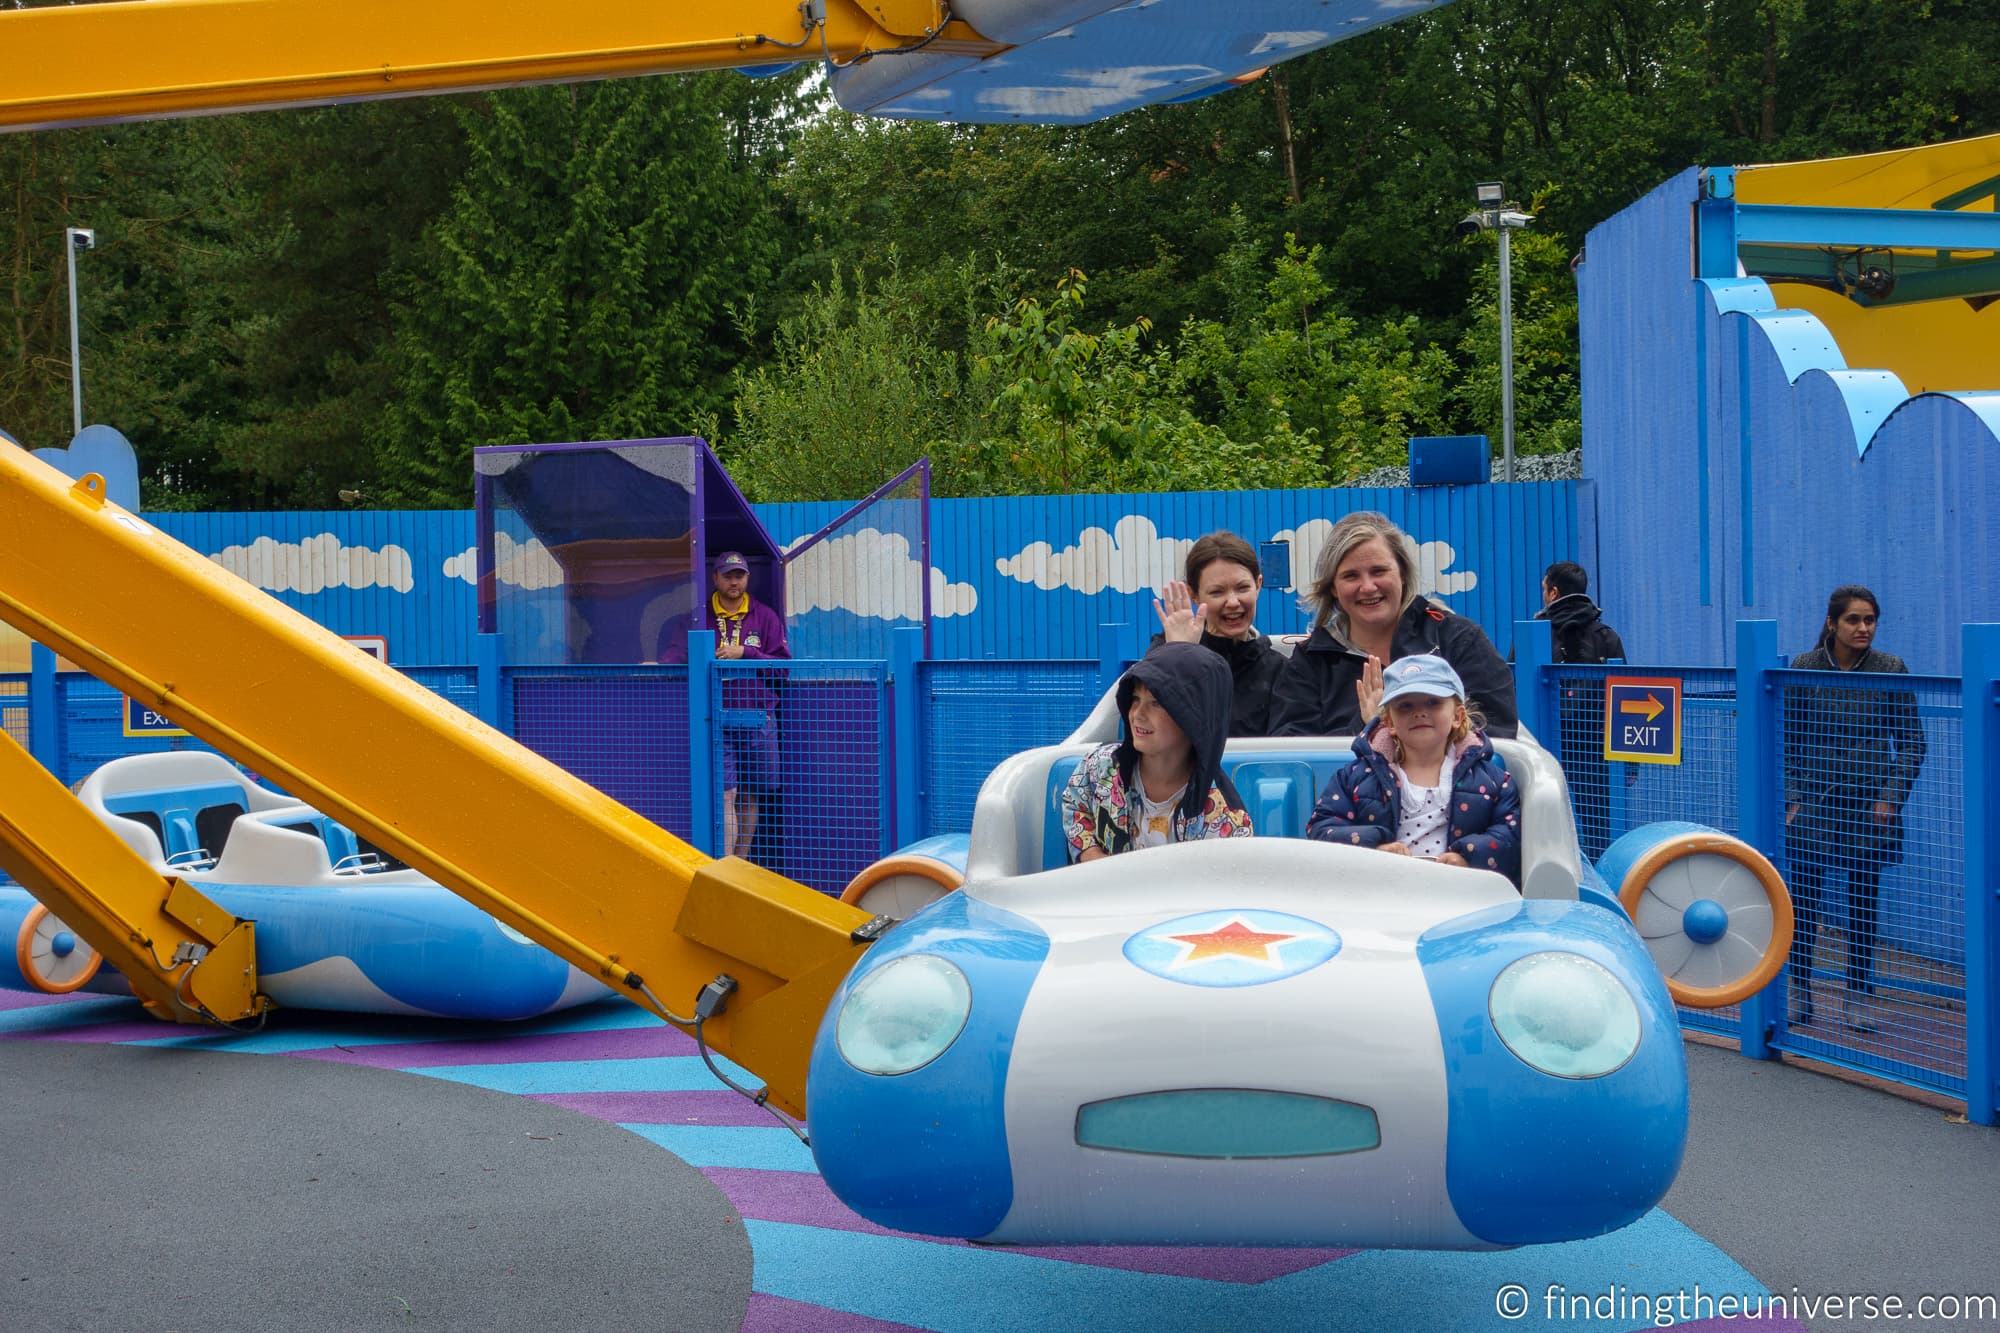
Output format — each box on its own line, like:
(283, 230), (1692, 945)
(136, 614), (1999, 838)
(1581, 168), (2000, 674)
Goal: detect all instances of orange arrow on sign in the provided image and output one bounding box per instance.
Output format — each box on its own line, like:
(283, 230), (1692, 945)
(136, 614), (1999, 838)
(1619, 694), (1665, 723)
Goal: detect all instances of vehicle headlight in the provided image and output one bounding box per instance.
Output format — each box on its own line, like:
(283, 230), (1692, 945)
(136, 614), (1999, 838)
(835, 954), (972, 1076)
(1489, 952), (1642, 1079)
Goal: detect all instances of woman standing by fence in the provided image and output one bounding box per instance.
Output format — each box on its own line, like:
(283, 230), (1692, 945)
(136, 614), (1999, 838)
(1782, 585), (1927, 1033)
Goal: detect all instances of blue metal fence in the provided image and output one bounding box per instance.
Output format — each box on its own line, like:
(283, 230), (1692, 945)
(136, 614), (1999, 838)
(1769, 667), (1966, 1098)
(1, 673), (27, 754)
(916, 659), (1103, 837)
(707, 658), (892, 892)
(507, 665), (694, 843)
(7, 620), (1997, 1121)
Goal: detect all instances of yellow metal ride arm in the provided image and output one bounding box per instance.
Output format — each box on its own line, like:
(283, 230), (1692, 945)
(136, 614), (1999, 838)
(0, 445), (874, 1119)
(0, 712), (264, 1026)
(0, 0), (1001, 134)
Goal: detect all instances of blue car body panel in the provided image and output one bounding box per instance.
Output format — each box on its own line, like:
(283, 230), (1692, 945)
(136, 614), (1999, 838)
(1418, 899), (1689, 1245)
(807, 891), (1051, 1237)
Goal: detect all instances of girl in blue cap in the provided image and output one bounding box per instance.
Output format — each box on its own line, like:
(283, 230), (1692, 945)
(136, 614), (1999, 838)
(1305, 653), (1521, 885)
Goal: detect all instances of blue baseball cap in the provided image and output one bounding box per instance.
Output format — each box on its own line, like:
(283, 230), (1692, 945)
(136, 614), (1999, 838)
(1379, 654), (1466, 708)
(713, 551), (750, 574)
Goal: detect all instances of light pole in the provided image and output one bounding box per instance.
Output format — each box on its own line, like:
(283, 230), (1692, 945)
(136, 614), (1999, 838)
(64, 227), (95, 437)
(1456, 183), (1533, 482)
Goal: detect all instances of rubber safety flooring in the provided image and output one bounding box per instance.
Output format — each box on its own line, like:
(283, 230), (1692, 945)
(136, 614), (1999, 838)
(5, 987), (1994, 1332)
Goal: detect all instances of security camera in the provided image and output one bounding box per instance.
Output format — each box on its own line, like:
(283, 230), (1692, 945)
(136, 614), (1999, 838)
(68, 227), (95, 251)
(1454, 212), (1488, 238)
(1497, 209), (1535, 228)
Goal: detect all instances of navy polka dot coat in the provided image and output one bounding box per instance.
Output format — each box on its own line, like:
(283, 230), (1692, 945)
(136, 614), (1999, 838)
(1304, 725), (1523, 887)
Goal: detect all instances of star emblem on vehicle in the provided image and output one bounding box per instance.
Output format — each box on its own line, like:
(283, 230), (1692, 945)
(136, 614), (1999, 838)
(1164, 918), (1300, 969)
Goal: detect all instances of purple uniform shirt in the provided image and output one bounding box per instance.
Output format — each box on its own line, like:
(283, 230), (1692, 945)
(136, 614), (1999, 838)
(660, 598), (789, 712)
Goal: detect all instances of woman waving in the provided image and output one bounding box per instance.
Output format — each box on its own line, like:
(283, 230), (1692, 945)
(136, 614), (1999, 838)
(1270, 511), (1516, 739)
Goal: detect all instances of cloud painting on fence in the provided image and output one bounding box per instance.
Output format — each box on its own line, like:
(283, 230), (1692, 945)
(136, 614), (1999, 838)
(442, 533), (565, 590)
(208, 533), (415, 595)
(784, 528), (977, 619)
(996, 514), (1478, 601)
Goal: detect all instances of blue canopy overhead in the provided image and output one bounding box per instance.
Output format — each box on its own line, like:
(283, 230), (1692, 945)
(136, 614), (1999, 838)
(830, 0), (1455, 124)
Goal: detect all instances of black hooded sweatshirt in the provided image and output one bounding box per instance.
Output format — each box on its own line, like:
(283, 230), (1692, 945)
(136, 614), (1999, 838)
(1536, 593), (1626, 665)
(1115, 641), (1246, 825)
(1146, 628), (1285, 736)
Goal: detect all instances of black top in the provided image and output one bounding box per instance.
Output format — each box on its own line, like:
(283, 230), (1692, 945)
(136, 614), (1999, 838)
(1269, 599), (1518, 739)
(1147, 629), (1285, 737)
(1782, 643), (1926, 811)
(1536, 593), (1627, 664)
(1116, 642), (1246, 822)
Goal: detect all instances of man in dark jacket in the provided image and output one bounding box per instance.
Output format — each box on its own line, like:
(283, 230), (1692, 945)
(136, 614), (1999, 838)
(1537, 562), (1625, 664)
(1534, 562), (1623, 858)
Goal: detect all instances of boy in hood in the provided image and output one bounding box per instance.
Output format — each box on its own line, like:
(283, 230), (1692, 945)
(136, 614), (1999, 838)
(1061, 642), (1253, 861)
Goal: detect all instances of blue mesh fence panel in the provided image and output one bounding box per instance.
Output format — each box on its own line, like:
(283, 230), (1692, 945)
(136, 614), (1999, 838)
(399, 665), (479, 715)
(55, 673), (218, 785)
(509, 667), (693, 841)
(1548, 665), (1741, 1037)
(0, 674), (22, 885)
(920, 660), (1103, 837)
(1, 674), (25, 753)
(45, 667), (479, 793)
(710, 661), (889, 895)
(1771, 669), (1963, 1097)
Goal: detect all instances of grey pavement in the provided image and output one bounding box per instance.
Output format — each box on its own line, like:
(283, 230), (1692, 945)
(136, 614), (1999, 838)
(0, 1043), (750, 1333)
(1670, 1042), (2000, 1332)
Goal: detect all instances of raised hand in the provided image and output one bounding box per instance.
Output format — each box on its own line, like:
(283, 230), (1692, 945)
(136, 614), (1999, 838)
(1356, 654), (1386, 721)
(1153, 580), (1206, 644)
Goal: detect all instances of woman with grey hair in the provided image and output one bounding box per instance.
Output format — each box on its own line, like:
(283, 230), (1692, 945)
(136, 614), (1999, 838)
(1269, 511), (1516, 738)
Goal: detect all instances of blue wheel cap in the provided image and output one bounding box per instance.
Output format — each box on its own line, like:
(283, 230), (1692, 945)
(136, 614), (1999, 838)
(1682, 898), (1729, 946)
(51, 931), (77, 958)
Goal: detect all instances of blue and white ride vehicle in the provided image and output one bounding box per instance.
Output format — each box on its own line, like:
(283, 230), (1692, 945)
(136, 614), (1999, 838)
(810, 691), (1788, 1250)
(1, 752), (609, 1020)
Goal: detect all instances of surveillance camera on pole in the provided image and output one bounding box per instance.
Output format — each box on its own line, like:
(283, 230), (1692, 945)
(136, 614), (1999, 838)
(1452, 185), (1533, 482)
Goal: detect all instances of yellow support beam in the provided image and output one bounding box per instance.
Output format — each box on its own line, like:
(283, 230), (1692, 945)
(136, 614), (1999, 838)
(0, 0), (1000, 133)
(0, 449), (869, 1118)
(0, 727), (264, 1024)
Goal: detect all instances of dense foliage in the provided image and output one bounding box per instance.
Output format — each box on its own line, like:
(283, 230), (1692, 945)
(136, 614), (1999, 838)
(3, 0), (1996, 506)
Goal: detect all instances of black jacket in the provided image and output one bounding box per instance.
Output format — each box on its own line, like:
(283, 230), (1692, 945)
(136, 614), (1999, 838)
(1537, 593), (1626, 664)
(1147, 629), (1285, 737)
(1782, 643), (1926, 817)
(1116, 642), (1246, 823)
(1269, 599), (1518, 739)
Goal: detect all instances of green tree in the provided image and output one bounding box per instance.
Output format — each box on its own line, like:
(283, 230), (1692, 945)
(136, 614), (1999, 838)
(721, 259), (991, 502)
(373, 76), (783, 505)
(1453, 225), (1580, 457)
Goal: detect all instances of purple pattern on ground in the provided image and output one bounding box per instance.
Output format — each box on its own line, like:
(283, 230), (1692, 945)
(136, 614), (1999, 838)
(741, 1293), (925, 1333)
(704, 1167), (1355, 1283)
(28, 1017), (174, 1044)
(283, 1023), (696, 1069)
(0, 989), (95, 1013)
(527, 1090), (777, 1127)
